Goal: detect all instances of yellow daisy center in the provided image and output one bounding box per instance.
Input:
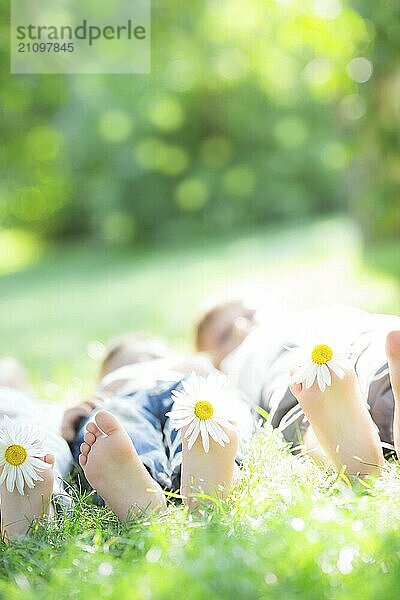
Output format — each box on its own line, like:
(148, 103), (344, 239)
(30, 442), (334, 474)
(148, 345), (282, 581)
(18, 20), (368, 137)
(311, 344), (333, 365)
(194, 400), (214, 420)
(5, 444), (27, 466)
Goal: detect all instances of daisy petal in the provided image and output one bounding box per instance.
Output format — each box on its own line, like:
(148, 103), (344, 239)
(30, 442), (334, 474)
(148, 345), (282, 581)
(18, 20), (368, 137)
(213, 417), (236, 431)
(184, 418), (198, 439)
(21, 471), (35, 489)
(187, 421), (200, 450)
(317, 367), (326, 392)
(6, 467), (16, 493)
(206, 420), (222, 445)
(322, 364), (331, 387)
(306, 365), (317, 389)
(29, 457), (51, 471)
(328, 362), (345, 379)
(169, 415), (194, 430)
(335, 358), (352, 371)
(15, 468), (25, 495)
(0, 466), (7, 486)
(23, 461), (44, 482)
(209, 420), (229, 445)
(292, 366), (307, 384)
(200, 421), (209, 453)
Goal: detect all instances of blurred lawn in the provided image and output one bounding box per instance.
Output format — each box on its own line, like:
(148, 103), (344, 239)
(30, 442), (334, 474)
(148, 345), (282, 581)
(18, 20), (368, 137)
(364, 241), (400, 283)
(0, 216), (399, 399)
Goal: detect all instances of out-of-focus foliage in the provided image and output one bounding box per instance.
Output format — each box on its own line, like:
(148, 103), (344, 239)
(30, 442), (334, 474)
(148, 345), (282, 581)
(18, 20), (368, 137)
(0, 0), (399, 243)
(349, 0), (400, 240)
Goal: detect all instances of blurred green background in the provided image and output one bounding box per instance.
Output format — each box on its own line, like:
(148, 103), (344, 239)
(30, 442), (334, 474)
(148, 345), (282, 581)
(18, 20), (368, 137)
(0, 0), (399, 391)
(1, 0), (399, 243)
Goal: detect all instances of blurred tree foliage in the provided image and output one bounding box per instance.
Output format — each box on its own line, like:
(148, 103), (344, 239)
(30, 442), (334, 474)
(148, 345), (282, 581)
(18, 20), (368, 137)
(349, 0), (400, 240)
(0, 0), (399, 244)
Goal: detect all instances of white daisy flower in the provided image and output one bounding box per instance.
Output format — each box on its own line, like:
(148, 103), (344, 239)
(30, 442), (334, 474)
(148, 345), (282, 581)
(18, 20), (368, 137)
(291, 341), (352, 393)
(166, 372), (236, 453)
(0, 416), (51, 495)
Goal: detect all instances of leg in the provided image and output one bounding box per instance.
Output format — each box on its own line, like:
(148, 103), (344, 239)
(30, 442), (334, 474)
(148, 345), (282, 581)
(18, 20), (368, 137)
(79, 410), (166, 520)
(179, 388), (253, 507)
(181, 424), (239, 507)
(290, 368), (384, 476)
(386, 331), (400, 457)
(1, 454), (55, 541)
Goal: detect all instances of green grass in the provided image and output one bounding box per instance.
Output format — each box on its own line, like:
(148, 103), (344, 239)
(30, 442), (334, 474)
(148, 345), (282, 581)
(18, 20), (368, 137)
(0, 217), (400, 599)
(2, 428), (400, 600)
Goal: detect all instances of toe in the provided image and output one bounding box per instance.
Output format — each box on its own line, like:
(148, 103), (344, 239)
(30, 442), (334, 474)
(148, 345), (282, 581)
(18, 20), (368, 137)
(95, 410), (121, 435)
(80, 442), (91, 456)
(79, 454), (87, 467)
(86, 421), (102, 436)
(44, 453), (55, 466)
(289, 367), (303, 398)
(84, 432), (96, 445)
(290, 382), (303, 398)
(386, 331), (400, 360)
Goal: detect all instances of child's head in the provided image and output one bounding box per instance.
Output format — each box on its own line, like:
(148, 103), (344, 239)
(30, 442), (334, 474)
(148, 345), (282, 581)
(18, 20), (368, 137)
(99, 332), (172, 379)
(195, 300), (256, 368)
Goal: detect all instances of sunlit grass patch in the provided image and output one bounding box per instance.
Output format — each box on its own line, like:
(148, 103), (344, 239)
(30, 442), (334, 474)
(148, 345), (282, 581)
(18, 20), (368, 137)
(1, 426), (400, 599)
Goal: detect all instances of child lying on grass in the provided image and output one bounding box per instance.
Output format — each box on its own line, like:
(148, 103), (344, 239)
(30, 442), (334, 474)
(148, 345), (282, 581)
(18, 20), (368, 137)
(195, 298), (400, 476)
(73, 334), (254, 520)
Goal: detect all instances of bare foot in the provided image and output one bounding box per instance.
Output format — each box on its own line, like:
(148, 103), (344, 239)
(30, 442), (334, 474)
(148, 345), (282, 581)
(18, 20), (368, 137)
(386, 331), (400, 458)
(181, 424), (239, 508)
(1, 454), (55, 541)
(79, 410), (166, 520)
(290, 369), (384, 476)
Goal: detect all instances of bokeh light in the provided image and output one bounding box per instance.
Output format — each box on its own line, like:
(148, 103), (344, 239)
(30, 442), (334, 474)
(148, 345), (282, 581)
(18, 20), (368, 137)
(175, 178), (209, 211)
(135, 137), (189, 176)
(339, 94), (366, 120)
(0, 229), (42, 275)
(98, 110), (133, 142)
(25, 126), (62, 162)
(147, 96), (185, 131)
(222, 166), (256, 197)
(346, 57), (373, 83)
(165, 59), (198, 92)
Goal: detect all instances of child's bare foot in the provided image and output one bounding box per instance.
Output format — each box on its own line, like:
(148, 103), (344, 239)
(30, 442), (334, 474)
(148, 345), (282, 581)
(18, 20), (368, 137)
(181, 424), (239, 508)
(386, 331), (400, 458)
(79, 410), (166, 520)
(1, 454), (55, 541)
(290, 368), (384, 476)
